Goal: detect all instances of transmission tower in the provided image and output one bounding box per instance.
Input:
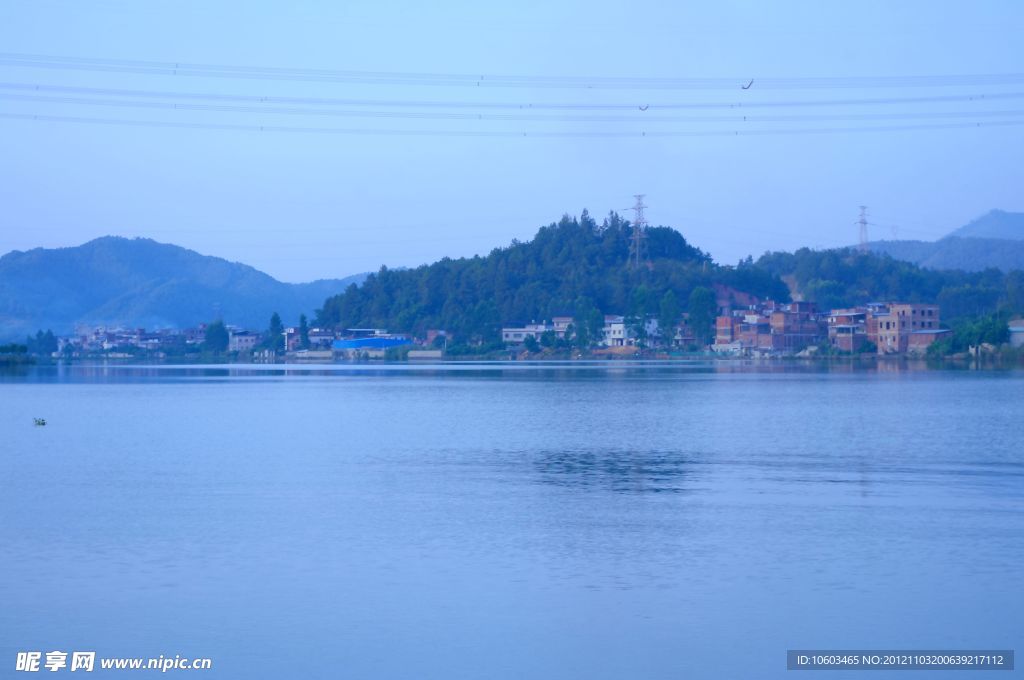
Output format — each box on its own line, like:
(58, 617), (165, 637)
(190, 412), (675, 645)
(628, 194), (648, 269)
(857, 205), (869, 252)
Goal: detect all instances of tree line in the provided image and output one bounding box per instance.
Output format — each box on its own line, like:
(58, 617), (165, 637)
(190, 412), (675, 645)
(756, 247), (1024, 321)
(316, 211), (789, 347)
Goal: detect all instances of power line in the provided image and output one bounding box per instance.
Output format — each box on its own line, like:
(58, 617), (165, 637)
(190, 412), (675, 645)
(6, 92), (1024, 124)
(4, 112), (1024, 137)
(3, 81), (1022, 111)
(858, 206), (869, 252)
(3, 52), (1024, 90)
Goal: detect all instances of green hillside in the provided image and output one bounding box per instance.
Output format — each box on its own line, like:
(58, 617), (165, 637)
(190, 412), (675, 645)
(756, 247), (1024, 321)
(316, 211), (789, 343)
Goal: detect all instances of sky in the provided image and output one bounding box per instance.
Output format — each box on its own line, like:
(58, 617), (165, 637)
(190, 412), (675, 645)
(1, 0), (1022, 282)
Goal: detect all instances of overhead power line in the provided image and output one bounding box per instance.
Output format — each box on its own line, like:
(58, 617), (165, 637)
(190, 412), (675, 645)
(4, 112), (1024, 137)
(3, 52), (1024, 90)
(3, 82), (1021, 111)
(4, 92), (1023, 124)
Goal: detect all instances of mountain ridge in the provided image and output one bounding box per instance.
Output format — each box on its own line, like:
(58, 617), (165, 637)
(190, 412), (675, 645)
(947, 209), (1024, 240)
(0, 236), (367, 341)
(863, 210), (1024, 272)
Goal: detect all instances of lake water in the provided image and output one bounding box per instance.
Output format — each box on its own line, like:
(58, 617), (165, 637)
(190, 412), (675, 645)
(2, 362), (1021, 678)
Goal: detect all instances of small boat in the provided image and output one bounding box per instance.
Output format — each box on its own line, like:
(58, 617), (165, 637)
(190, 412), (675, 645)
(34, 418), (46, 426)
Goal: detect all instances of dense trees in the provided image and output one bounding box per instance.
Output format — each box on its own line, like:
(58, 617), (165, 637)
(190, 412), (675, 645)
(298, 314), (310, 349)
(25, 330), (58, 355)
(265, 312), (284, 351)
(687, 287), (717, 346)
(929, 314), (1012, 355)
(572, 296), (604, 348)
(203, 320), (229, 353)
(317, 212), (789, 343)
(657, 291), (681, 345)
(316, 214), (1022, 347)
(757, 247), (1024, 322)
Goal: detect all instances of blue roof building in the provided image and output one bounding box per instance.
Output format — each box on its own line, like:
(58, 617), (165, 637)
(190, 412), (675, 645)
(332, 337), (411, 350)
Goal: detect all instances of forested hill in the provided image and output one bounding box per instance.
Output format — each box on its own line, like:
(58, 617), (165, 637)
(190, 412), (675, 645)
(316, 211), (789, 342)
(756, 247), (1024, 321)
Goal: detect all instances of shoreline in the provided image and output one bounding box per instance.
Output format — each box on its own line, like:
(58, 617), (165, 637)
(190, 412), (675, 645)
(7, 355), (1022, 374)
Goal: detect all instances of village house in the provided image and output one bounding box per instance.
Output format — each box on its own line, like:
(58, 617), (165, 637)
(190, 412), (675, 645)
(1010, 319), (1024, 348)
(331, 333), (410, 359)
(713, 301), (826, 354)
(551, 316), (573, 338)
(824, 302), (950, 354)
(870, 303), (947, 354)
(307, 327), (336, 348)
(228, 329), (258, 353)
(424, 329), (448, 347)
(673, 313), (696, 347)
(502, 314), (673, 348)
(602, 315), (628, 346)
(283, 327), (303, 352)
(501, 317), (577, 345)
(183, 324), (207, 346)
(827, 308), (869, 352)
(501, 322), (551, 344)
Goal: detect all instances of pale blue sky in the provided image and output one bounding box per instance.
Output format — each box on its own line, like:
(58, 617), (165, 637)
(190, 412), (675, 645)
(1, 0), (1022, 281)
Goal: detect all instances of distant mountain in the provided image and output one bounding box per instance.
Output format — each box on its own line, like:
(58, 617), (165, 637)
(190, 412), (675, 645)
(865, 210), (1024, 272)
(0, 237), (367, 341)
(755, 246), (1022, 322)
(867, 236), (1024, 272)
(947, 209), (1024, 240)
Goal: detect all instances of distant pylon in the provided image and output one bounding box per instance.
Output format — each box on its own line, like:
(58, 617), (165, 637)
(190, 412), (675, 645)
(857, 205), (869, 252)
(628, 194), (648, 268)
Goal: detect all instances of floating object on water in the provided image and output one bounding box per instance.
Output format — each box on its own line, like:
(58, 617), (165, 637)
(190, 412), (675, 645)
(742, 79), (754, 89)
(34, 418), (46, 426)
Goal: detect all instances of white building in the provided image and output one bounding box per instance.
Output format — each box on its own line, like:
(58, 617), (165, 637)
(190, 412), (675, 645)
(1010, 319), (1024, 348)
(601, 316), (628, 346)
(307, 328), (336, 348)
(501, 322), (550, 344)
(599, 316), (662, 347)
(551, 316), (573, 338)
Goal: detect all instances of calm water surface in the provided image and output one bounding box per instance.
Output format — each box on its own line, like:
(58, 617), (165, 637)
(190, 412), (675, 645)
(2, 362), (1021, 678)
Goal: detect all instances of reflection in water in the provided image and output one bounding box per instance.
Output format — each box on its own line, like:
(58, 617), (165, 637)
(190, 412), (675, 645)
(1, 366), (1022, 680)
(1, 357), (1003, 385)
(534, 448), (701, 494)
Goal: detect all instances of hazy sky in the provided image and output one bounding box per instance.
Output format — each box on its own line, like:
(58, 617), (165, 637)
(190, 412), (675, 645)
(1, 1), (1022, 281)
